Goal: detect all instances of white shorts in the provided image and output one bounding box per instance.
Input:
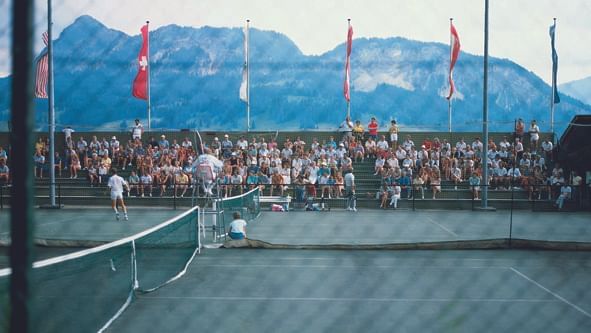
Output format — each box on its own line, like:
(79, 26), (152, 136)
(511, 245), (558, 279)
(530, 133), (539, 142)
(111, 191), (124, 200)
(390, 133), (398, 142)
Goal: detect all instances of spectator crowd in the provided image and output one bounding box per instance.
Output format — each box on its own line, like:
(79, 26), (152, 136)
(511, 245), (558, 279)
(0, 117), (584, 210)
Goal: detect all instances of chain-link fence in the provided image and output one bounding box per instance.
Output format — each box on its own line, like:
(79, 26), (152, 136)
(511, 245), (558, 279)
(3, 1), (591, 332)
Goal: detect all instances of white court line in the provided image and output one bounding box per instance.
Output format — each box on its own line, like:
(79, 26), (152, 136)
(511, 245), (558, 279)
(424, 216), (459, 237)
(510, 267), (591, 319)
(142, 295), (559, 303)
(191, 263), (509, 269)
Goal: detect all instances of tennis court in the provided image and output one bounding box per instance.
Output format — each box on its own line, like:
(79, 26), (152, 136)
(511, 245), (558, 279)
(2, 200), (591, 332)
(0, 207), (183, 248)
(108, 248), (591, 333)
(246, 210), (591, 245)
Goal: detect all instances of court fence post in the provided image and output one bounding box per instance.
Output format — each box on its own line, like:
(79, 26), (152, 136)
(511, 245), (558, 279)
(173, 182), (177, 210)
(58, 183), (61, 207)
(412, 186), (415, 211)
(471, 185), (474, 210)
(509, 183), (514, 247)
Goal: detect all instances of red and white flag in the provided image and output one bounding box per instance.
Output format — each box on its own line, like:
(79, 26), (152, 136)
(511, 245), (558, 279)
(446, 22), (461, 100)
(343, 25), (353, 102)
(34, 31), (49, 99)
(132, 24), (149, 100)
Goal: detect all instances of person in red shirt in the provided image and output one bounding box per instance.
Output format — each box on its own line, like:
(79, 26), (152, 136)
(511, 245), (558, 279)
(367, 117), (379, 140)
(422, 137), (433, 150)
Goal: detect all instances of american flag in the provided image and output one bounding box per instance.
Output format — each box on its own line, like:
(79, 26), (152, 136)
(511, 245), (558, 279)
(35, 31), (49, 99)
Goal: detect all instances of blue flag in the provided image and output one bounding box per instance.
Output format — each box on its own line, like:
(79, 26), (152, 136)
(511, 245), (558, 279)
(549, 22), (560, 104)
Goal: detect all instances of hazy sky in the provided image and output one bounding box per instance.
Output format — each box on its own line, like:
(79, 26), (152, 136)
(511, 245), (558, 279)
(1, 0), (590, 84)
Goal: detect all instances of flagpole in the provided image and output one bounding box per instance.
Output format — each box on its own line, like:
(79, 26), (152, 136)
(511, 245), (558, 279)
(346, 18), (351, 119)
(550, 18), (556, 136)
(47, 0), (56, 207)
(146, 20), (151, 132)
(481, 0), (492, 210)
(448, 18), (453, 133)
(246, 19), (250, 132)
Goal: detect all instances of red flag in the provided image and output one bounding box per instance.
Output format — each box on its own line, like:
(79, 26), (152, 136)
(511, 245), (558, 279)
(132, 24), (149, 100)
(35, 31), (49, 99)
(446, 22), (461, 100)
(344, 25), (353, 102)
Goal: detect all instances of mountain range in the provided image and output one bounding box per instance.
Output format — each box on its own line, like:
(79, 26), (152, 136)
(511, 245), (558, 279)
(0, 15), (589, 134)
(560, 77), (591, 106)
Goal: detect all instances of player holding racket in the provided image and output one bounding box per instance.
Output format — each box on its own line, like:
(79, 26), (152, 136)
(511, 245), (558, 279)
(108, 168), (130, 221)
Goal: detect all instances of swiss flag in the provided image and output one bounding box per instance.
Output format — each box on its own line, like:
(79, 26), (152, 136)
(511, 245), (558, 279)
(132, 24), (149, 100)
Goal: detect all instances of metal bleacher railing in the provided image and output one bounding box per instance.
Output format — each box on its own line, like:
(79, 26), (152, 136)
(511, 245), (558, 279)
(1, 180), (588, 213)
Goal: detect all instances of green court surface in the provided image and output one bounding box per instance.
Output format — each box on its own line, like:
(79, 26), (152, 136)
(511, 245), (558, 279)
(1, 208), (591, 332)
(0, 207), (183, 242)
(108, 249), (591, 333)
(0, 207), (184, 268)
(246, 210), (591, 245)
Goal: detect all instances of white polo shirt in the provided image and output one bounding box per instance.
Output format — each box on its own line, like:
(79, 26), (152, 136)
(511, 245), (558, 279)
(108, 174), (127, 193)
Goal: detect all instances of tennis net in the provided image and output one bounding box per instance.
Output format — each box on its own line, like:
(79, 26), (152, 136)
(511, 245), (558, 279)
(0, 205), (200, 332)
(217, 187), (260, 234)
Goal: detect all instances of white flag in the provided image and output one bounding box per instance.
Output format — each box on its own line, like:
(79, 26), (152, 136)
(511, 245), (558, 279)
(239, 25), (248, 102)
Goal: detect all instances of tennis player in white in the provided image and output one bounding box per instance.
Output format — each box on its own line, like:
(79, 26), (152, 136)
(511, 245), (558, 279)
(108, 168), (130, 221)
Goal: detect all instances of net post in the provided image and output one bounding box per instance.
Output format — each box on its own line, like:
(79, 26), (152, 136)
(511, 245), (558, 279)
(212, 199), (218, 242)
(197, 206), (201, 253)
(131, 240), (138, 290)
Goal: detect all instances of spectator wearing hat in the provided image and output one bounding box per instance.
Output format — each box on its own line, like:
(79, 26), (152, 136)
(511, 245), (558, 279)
(221, 134), (233, 158)
(110, 136), (120, 159)
(159, 135), (170, 149)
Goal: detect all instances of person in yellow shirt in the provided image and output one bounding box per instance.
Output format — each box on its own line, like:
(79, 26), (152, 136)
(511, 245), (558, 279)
(352, 120), (364, 142)
(100, 153), (112, 170)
